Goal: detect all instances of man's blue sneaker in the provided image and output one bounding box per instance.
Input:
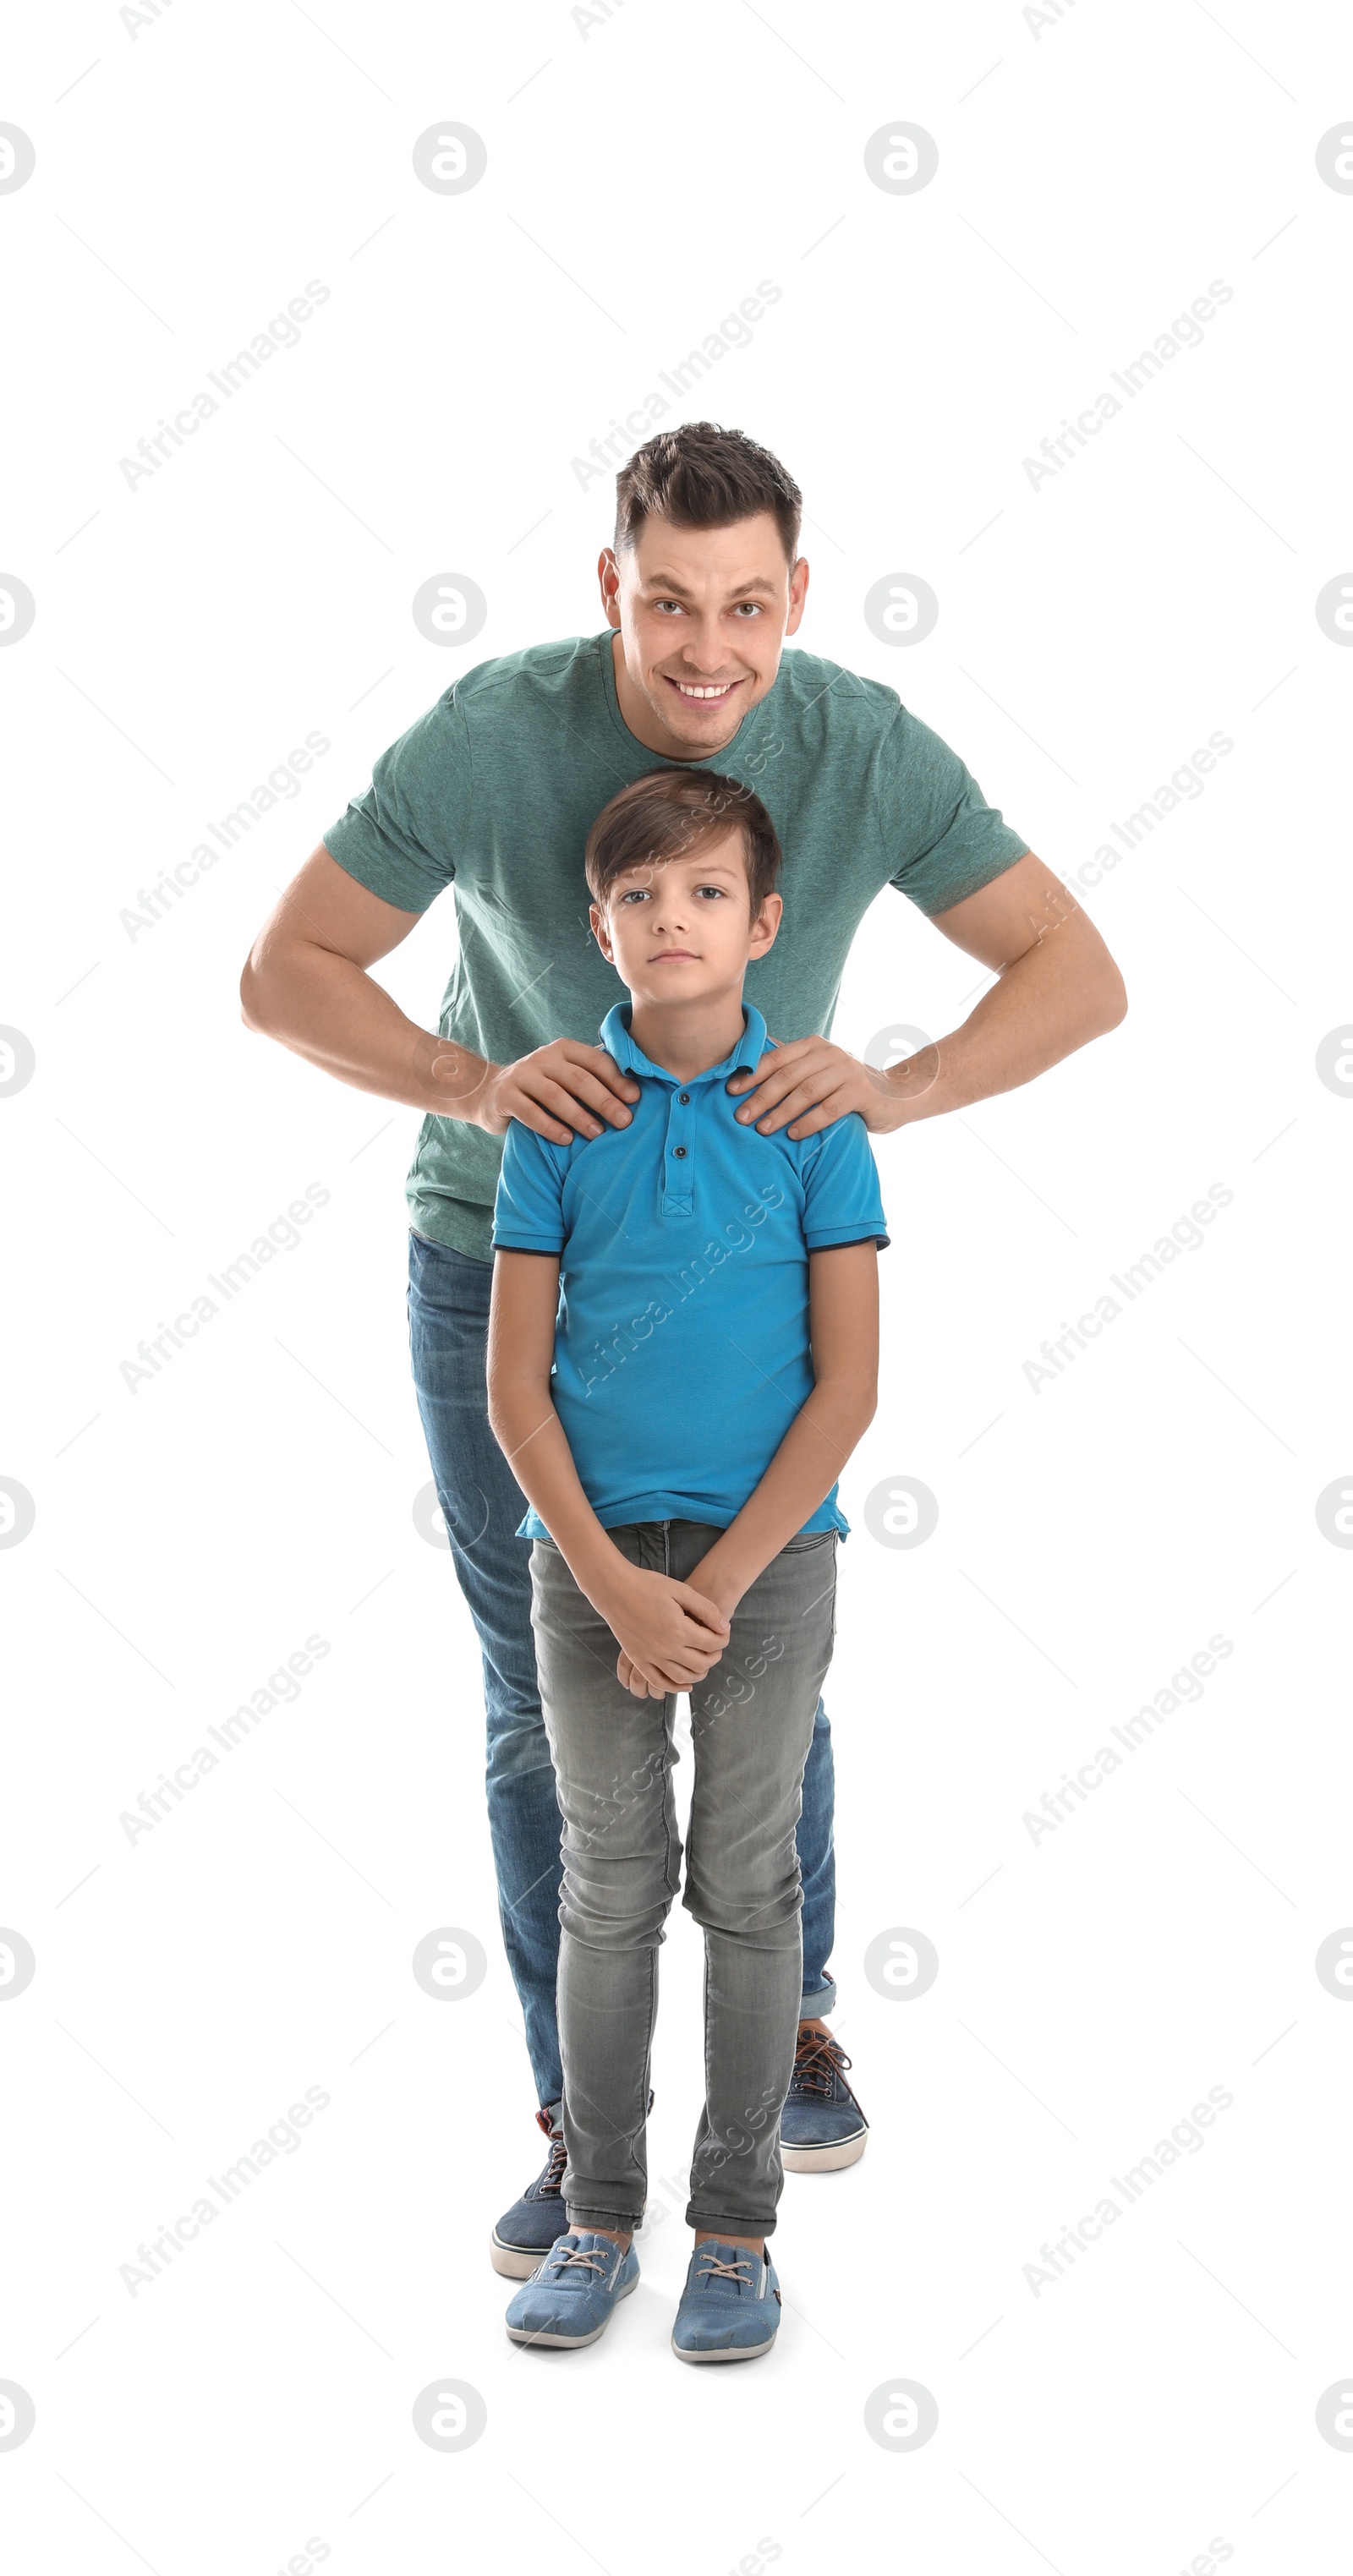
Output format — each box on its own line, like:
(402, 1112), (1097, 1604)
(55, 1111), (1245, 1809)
(491, 2092), (656, 2275)
(505, 2231), (639, 2349)
(490, 2107), (568, 2278)
(671, 2241), (781, 2364)
(779, 2026), (868, 2172)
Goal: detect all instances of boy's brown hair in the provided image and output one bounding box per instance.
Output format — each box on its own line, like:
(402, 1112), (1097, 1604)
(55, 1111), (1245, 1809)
(584, 768), (782, 922)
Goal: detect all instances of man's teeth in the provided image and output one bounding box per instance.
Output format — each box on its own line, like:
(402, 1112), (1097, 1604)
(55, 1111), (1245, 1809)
(676, 681), (734, 697)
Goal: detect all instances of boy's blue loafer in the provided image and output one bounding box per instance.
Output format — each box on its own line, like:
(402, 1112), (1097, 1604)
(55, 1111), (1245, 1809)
(505, 2231), (638, 2349)
(671, 2241), (781, 2363)
(779, 2027), (869, 2172)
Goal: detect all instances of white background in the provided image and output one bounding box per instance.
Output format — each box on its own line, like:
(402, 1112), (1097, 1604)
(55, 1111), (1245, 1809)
(3, 2), (1352, 2569)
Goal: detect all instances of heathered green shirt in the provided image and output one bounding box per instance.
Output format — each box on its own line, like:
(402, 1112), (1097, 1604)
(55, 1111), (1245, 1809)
(324, 632), (1028, 1261)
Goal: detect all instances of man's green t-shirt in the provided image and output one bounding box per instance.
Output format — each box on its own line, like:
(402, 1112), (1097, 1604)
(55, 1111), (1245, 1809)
(323, 632), (1029, 1261)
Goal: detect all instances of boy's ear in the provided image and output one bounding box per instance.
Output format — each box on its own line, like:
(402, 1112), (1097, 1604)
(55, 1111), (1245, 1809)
(748, 891), (782, 960)
(589, 899), (614, 960)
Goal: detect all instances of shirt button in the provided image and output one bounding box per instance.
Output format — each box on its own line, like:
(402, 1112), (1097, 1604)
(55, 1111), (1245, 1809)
(678, 1091), (690, 1104)
(672, 1145), (687, 1159)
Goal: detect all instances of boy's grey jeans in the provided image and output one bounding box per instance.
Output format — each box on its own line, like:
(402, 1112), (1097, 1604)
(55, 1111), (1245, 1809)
(529, 1518), (838, 2240)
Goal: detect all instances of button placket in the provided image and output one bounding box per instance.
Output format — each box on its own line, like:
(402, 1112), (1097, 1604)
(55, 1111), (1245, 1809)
(662, 1078), (694, 1218)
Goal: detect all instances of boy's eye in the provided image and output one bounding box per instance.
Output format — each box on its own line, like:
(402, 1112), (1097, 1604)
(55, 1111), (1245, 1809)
(696, 885), (725, 900)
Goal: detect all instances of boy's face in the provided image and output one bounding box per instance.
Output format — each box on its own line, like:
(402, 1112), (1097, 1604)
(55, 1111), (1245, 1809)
(589, 830), (781, 1004)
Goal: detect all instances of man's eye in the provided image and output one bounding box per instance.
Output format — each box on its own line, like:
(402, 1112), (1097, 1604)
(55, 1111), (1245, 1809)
(731, 602), (762, 615)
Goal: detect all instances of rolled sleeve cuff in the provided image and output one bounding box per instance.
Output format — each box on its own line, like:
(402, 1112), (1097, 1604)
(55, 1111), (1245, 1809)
(490, 1229), (565, 1255)
(907, 826), (1030, 918)
(804, 1223), (891, 1252)
(323, 812), (445, 916)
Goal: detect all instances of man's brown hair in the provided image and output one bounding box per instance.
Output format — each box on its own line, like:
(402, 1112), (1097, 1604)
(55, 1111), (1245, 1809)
(584, 768), (782, 922)
(614, 423), (802, 565)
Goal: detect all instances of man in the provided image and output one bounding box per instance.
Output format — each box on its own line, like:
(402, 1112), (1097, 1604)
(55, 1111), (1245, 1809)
(240, 423), (1126, 2277)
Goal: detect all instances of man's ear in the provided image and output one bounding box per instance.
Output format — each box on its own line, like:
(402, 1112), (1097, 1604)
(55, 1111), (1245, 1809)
(597, 548), (622, 630)
(590, 899), (614, 960)
(784, 557), (810, 638)
(748, 891), (783, 960)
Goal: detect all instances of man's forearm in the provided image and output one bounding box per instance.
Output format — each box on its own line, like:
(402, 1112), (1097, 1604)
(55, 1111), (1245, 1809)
(885, 910), (1126, 1129)
(241, 938), (492, 1120)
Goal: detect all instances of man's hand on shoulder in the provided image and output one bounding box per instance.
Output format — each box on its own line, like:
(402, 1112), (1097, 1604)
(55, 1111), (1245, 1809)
(475, 1040), (641, 1146)
(726, 1039), (911, 1140)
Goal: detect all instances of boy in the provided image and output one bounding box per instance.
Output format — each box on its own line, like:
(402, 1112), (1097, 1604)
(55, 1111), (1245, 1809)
(485, 765), (888, 2360)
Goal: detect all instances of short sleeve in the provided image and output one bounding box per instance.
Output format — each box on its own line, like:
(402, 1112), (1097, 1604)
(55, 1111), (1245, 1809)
(492, 1121), (569, 1253)
(323, 687), (473, 915)
(802, 1114), (890, 1252)
(879, 703), (1029, 917)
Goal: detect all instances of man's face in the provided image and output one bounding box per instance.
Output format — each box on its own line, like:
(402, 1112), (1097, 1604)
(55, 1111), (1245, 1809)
(590, 831), (781, 1006)
(599, 512), (809, 759)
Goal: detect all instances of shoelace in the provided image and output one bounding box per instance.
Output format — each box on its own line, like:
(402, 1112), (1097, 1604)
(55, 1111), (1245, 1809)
(792, 2031), (852, 2099)
(551, 2242), (612, 2275)
(541, 2133), (567, 2192)
(696, 2253), (753, 2283)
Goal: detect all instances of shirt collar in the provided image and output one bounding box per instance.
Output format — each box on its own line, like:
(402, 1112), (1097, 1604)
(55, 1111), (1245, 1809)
(599, 1000), (768, 1086)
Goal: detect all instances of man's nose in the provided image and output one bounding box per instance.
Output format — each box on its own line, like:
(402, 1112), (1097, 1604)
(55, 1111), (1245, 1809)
(678, 613), (735, 670)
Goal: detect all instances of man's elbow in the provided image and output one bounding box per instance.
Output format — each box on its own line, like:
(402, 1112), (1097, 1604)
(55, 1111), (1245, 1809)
(238, 944), (270, 1034)
(1076, 918), (1127, 1036)
(1094, 958), (1129, 1035)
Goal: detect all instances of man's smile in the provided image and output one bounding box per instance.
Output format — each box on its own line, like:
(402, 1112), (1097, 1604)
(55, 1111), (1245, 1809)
(662, 675), (744, 703)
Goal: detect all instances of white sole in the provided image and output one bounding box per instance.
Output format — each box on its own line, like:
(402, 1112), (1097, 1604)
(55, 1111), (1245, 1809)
(671, 2327), (778, 2364)
(781, 2129), (868, 2174)
(506, 2267), (638, 2348)
(490, 2233), (551, 2280)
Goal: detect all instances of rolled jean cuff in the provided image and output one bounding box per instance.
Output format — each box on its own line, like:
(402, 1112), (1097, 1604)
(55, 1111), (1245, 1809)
(567, 2203), (643, 2234)
(801, 1974), (837, 2017)
(685, 2202), (777, 2240)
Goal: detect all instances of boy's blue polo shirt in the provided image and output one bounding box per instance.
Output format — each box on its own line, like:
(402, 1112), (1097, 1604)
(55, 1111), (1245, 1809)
(491, 1002), (890, 1542)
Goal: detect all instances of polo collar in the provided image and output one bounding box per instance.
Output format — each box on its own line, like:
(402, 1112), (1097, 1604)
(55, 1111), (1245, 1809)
(599, 1000), (768, 1086)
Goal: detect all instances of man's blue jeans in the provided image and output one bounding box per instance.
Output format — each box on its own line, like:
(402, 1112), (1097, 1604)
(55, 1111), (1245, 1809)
(408, 1230), (838, 2109)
